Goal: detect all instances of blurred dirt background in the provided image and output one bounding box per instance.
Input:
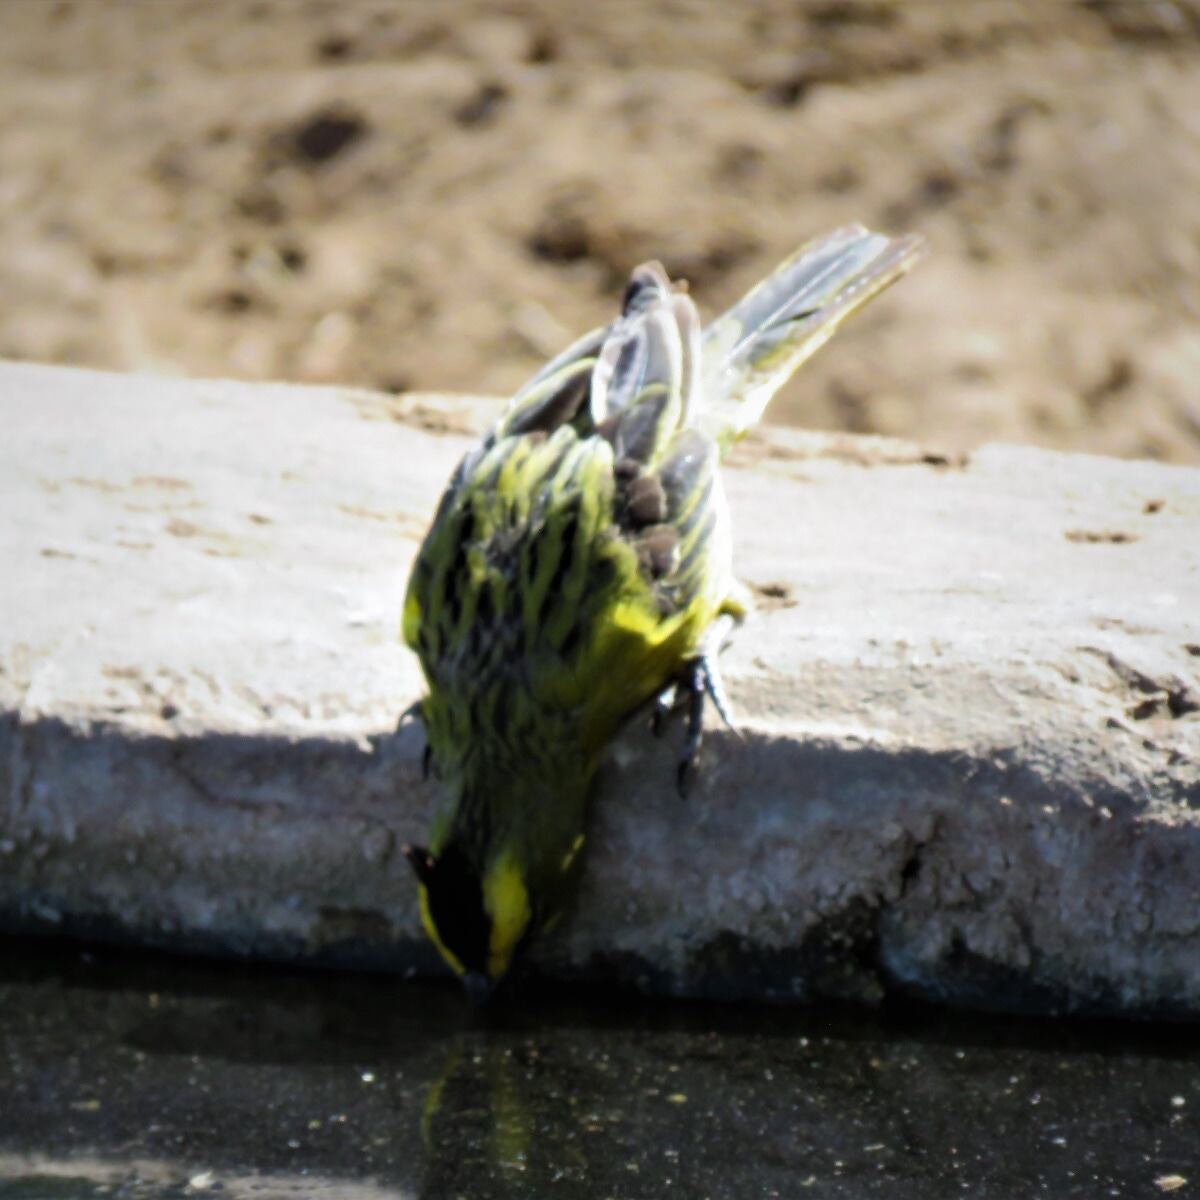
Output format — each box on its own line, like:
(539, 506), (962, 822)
(3, 0), (1200, 462)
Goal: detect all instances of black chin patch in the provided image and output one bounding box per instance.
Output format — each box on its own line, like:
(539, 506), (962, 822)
(413, 841), (491, 977)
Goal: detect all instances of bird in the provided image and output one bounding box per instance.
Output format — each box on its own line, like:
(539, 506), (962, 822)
(400, 224), (923, 1001)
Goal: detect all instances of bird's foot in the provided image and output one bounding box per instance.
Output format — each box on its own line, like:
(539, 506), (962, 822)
(675, 650), (737, 798)
(397, 697), (425, 732)
(397, 698), (434, 781)
(650, 683), (677, 737)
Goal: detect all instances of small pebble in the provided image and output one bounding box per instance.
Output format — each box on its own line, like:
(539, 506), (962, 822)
(1155, 1175), (1187, 1193)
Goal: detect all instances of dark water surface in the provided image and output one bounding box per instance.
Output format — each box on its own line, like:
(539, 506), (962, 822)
(0, 942), (1196, 1199)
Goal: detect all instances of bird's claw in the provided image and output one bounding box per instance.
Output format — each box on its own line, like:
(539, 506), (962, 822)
(397, 698), (435, 781)
(651, 684), (676, 737)
(397, 697), (425, 732)
(674, 653), (735, 798)
(676, 754), (693, 797)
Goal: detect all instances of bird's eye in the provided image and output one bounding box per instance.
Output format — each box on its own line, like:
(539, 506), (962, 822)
(402, 843), (435, 885)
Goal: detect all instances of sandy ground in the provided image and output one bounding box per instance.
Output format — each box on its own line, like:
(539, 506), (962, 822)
(3, 0), (1200, 462)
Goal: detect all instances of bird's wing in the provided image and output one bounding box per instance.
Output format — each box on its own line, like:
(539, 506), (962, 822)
(497, 324), (608, 439)
(495, 261), (703, 469)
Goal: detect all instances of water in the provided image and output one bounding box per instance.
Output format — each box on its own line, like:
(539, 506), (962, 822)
(0, 941), (1195, 1199)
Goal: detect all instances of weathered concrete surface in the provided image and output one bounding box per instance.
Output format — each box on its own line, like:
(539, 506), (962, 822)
(3, 359), (1199, 1014)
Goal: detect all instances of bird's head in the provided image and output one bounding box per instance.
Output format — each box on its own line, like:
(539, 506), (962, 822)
(403, 840), (532, 1003)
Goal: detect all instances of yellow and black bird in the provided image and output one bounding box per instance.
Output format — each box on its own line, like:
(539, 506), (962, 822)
(401, 224), (922, 1000)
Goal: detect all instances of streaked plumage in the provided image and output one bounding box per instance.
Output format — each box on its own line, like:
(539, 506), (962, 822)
(401, 225), (923, 997)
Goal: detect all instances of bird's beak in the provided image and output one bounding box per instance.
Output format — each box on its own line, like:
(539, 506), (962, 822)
(462, 970), (494, 1007)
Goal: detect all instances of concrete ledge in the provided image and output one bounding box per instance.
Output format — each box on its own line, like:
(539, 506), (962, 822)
(4, 360), (1199, 1014)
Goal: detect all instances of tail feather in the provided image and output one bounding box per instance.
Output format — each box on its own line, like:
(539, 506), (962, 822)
(699, 224), (924, 452)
